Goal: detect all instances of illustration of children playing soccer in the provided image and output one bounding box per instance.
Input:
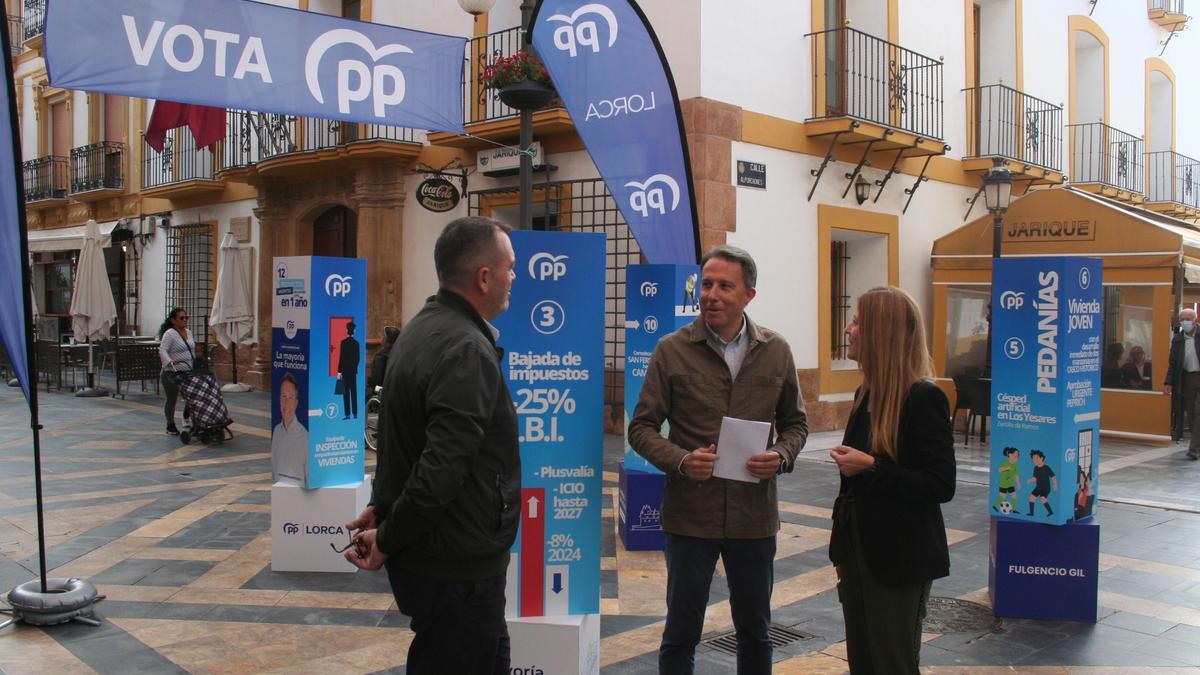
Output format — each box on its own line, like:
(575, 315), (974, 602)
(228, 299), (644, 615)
(993, 446), (1021, 513)
(1026, 449), (1058, 516)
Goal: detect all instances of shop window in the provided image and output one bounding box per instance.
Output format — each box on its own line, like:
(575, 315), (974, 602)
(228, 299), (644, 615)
(164, 223), (214, 343)
(944, 285), (990, 378)
(1100, 285), (1154, 390)
(42, 252), (74, 316)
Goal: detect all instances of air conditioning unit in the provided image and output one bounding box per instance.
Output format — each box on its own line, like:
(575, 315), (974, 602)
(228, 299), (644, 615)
(478, 142), (545, 177)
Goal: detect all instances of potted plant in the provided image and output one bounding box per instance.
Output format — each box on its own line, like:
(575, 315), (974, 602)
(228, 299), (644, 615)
(482, 51), (556, 111)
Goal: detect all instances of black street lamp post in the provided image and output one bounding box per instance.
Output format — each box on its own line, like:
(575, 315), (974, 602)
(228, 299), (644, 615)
(982, 157), (1013, 377)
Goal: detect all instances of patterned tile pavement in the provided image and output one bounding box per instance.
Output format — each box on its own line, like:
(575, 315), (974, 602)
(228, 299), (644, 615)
(1, 381), (1199, 673)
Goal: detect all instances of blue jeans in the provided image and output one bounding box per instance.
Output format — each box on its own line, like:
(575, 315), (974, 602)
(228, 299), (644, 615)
(660, 533), (776, 675)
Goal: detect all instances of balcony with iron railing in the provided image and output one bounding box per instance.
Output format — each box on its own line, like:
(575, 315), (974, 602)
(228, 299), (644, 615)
(1148, 0), (1189, 27)
(142, 129), (223, 199)
(7, 14), (22, 56)
(22, 155), (67, 207)
(22, 0), (43, 46)
(69, 141), (125, 200)
(1146, 150), (1200, 217)
(427, 26), (573, 149)
(963, 84), (1064, 186)
(217, 110), (425, 180)
(1067, 122), (1145, 202)
(802, 26), (948, 210)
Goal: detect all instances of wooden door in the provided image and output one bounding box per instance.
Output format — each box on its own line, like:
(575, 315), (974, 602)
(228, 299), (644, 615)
(313, 206), (357, 257)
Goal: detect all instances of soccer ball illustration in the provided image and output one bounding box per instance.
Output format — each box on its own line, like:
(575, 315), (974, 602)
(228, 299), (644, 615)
(998, 501), (1013, 514)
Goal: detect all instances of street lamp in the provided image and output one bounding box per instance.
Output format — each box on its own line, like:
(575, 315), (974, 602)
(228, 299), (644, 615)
(853, 174), (871, 205)
(457, 0), (495, 16)
(982, 157), (1013, 378)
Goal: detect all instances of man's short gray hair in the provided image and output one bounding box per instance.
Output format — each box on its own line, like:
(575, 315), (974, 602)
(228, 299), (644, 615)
(1181, 307), (1197, 319)
(700, 245), (757, 289)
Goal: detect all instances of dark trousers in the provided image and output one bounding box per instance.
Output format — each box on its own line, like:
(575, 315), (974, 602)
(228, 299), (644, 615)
(836, 502), (931, 675)
(160, 372), (190, 424)
(342, 375), (358, 417)
(1183, 371), (1200, 455)
(661, 533), (776, 675)
(385, 563), (510, 675)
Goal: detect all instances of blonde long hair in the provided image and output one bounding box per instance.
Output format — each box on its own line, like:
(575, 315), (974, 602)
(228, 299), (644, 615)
(853, 286), (933, 461)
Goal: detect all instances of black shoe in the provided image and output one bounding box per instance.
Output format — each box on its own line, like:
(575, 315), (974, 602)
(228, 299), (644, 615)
(166, 424), (180, 435)
(1188, 452), (1199, 460)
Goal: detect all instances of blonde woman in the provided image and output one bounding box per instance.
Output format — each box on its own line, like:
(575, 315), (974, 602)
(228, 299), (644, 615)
(828, 286), (956, 674)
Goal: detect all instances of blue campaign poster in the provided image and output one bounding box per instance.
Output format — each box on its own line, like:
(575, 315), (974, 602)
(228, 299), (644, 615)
(494, 230), (605, 617)
(271, 256), (366, 490)
(989, 257), (1102, 525)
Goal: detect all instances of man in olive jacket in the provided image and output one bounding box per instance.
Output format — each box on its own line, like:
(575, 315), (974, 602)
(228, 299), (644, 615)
(345, 217), (519, 674)
(629, 245), (808, 675)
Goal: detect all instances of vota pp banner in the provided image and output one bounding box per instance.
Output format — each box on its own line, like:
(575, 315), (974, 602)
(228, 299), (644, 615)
(531, 0), (699, 265)
(46, 0), (465, 133)
(989, 257), (1102, 526)
(494, 230), (605, 617)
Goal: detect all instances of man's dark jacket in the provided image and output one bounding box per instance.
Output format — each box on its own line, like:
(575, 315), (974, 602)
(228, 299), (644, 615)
(372, 290), (520, 581)
(1163, 328), (1199, 391)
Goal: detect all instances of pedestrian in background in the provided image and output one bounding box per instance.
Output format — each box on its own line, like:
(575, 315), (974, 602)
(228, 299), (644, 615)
(344, 217), (520, 674)
(368, 325), (400, 392)
(829, 286), (956, 674)
(157, 307), (195, 435)
(1164, 307), (1200, 459)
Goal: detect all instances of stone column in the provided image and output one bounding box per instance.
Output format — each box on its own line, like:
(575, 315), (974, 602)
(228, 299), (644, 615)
(244, 190), (301, 389)
(681, 98), (742, 253)
(353, 165), (407, 341)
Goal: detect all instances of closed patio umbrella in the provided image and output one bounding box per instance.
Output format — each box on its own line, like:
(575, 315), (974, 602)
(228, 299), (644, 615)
(210, 232), (253, 393)
(68, 219), (116, 397)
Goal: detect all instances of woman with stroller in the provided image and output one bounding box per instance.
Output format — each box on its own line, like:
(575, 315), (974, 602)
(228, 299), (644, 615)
(158, 307), (197, 435)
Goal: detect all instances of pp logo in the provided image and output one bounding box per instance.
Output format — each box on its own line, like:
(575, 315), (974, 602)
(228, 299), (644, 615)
(1065, 448), (1077, 463)
(325, 274), (352, 297)
(282, 523), (300, 535)
(548, 3), (619, 57)
(528, 252), (568, 281)
(285, 319), (297, 340)
(626, 174), (681, 218)
(644, 316), (659, 334)
(640, 281), (658, 297)
(999, 290), (1025, 311)
(306, 29), (411, 118)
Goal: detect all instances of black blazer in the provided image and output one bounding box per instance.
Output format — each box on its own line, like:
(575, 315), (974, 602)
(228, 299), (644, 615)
(829, 380), (956, 586)
(1164, 330), (1200, 389)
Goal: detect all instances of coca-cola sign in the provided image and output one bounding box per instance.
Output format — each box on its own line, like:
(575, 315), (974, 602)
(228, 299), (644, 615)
(416, 177), (460, 212)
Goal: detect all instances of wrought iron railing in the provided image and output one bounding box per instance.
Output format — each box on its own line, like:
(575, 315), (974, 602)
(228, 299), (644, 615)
(1147, 150), (1200, 209)
(22, 0), (43, 41)
(22, 155), (67, 201)
(1150, 0), (1185, 13)
(7, 14), (22, 55)
(219, 109), (424, 170)
(806, 26), (944, 139)
(143, 129), (215, 189)
(1067, 122), (1144, 194)
(70, 141), (124, 193)
(964, 84), (1062, 172)
(463, 26), (563, 125)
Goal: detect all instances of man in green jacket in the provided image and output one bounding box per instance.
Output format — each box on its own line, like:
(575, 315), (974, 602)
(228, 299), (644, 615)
(629, 245), (808, 675)
(345, 216), (520, 674)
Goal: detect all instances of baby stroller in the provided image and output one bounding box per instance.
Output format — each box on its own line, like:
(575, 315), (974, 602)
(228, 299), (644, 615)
(173, 361), (234, 445)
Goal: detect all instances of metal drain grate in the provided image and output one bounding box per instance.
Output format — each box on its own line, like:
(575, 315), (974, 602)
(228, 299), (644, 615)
(923, 596), (1001, 634)
(704, 624), (816, 655)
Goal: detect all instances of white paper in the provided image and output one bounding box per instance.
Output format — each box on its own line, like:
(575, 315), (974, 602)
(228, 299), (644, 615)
(714, 416), (772, 483)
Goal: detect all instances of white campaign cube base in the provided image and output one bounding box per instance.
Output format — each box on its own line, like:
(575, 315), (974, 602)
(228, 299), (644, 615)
(271, 476), (370, 573)
(508, 613), (600, 675)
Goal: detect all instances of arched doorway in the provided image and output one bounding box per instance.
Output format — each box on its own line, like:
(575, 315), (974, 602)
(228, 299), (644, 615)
(313, 205), (357, 257)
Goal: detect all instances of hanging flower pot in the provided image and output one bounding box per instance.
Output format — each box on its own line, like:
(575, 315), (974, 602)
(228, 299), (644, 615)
(482, 51), (557, 111)
(498, 80), (556, 111)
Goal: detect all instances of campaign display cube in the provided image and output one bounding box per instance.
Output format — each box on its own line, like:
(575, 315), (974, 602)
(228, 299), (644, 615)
(618, 460), (666, 551)
(271, 476), (371, 573)
(989, 515), (1099, 622)
(508, 613), (600, 675)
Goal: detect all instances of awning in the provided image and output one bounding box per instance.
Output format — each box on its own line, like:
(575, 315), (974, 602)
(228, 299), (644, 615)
(1186, 263), (1200, 284)
(931, 188), (1200, 270)
(27, 220), (120, 253)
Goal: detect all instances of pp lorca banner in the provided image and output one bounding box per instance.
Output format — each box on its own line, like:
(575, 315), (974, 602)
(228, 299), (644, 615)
(45, 0), (465, 133)
(531, 0), (699, 265)
(989, 257), (1102, 526)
